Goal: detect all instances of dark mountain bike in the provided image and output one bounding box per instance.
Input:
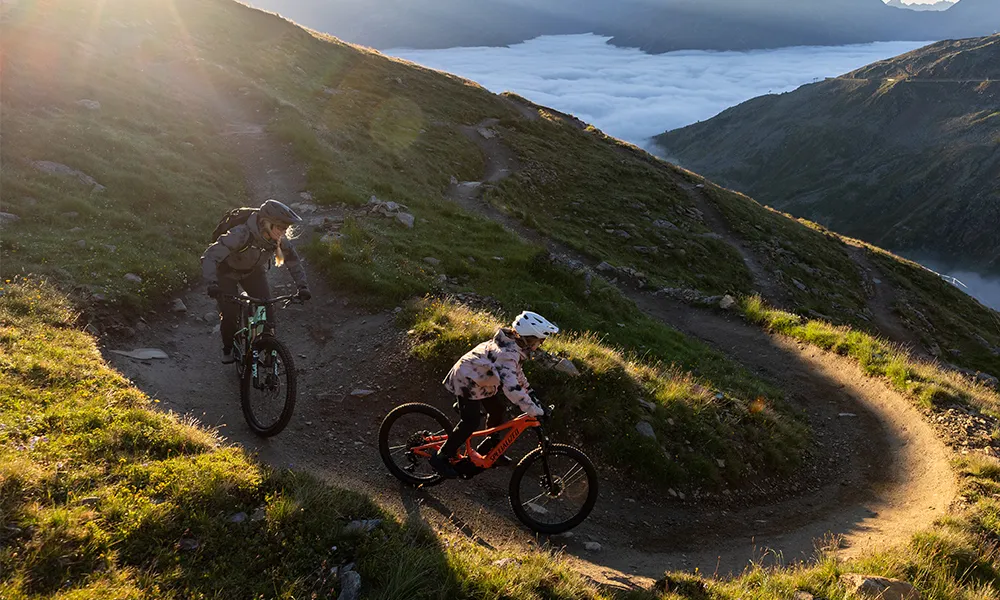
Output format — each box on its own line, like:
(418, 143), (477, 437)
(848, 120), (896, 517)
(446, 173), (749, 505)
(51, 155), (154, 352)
(225, 293), (301, 437)
(378, 402), (599, 534)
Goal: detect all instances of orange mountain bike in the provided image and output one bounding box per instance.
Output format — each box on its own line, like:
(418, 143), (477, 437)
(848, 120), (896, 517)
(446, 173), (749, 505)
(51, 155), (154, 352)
(378, 402), (599, 534)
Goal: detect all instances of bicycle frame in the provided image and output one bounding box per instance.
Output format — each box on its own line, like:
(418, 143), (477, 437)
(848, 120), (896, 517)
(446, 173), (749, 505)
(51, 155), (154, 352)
(410, 413), (543, 469)
(225, 293), (297, 377)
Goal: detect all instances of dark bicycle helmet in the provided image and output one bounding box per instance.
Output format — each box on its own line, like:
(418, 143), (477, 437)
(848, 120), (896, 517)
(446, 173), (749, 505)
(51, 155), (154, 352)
(258, 199), (303, 226)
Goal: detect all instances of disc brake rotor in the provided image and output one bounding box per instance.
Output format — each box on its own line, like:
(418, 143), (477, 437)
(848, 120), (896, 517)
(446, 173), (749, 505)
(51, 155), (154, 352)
(539, 474), (565, 498)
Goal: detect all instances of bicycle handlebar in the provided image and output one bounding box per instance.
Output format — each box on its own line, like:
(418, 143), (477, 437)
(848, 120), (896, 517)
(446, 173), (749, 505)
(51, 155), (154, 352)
(222, 293), (302, 306)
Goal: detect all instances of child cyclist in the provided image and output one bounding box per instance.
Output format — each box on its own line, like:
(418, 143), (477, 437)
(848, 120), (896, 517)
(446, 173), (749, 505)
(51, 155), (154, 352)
(430, 311), (559, 478)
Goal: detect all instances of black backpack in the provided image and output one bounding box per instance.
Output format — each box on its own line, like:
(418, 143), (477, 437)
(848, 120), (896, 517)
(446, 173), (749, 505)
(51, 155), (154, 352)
(210, 207), (257, 250)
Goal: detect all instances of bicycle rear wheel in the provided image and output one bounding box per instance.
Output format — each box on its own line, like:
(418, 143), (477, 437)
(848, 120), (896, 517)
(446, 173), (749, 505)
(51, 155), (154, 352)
(240, 336), (296, 437)
(378, 403), (453, 487)
(509, 444), (598, 534)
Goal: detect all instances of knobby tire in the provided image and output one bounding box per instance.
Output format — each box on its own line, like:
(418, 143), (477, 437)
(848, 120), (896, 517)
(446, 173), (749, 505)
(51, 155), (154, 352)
(378, 403), (453, 488)
(240, 335), (296, 437)
(509, 443), (599, 534)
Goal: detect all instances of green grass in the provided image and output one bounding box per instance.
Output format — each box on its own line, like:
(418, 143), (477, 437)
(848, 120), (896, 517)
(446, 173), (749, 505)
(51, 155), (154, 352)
(407, 299), (808, 490)
(740, 295), (1000, 416)
(687, 177), (870, 325)
(7, 277), (1000, 599)
(866, 247), (1000, 375)
(6, 1), (1000, 597)
(0, 279), (653, 600)
(0, 4), (248, 312)
(686, 174), (1000, 376)
(487, 115), (754, 295)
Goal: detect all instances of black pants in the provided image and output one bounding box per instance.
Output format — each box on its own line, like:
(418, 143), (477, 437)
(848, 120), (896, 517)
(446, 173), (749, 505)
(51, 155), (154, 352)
(217, 268), (272, 350)
(439, 395), (508, 459)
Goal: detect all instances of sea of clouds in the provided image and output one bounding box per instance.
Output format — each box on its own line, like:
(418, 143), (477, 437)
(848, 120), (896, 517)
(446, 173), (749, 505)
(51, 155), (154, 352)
(387, 34), (928, 147)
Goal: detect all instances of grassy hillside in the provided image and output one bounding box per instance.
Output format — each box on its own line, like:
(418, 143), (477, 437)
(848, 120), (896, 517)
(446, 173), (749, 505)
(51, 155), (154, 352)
(654, 35), (1000, 274)
(1, 0), (816, 493)
(5, 0), (1000, 597)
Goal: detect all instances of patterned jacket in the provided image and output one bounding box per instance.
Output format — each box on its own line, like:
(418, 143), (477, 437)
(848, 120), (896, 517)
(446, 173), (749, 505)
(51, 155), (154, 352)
(443, 328), (542, 415)
(201, 213), (307, 287)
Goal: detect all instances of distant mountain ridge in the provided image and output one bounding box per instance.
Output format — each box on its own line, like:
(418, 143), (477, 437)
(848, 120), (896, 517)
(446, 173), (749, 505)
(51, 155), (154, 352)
(653, 35), (1000, 272)
(249, 0), (999, 52)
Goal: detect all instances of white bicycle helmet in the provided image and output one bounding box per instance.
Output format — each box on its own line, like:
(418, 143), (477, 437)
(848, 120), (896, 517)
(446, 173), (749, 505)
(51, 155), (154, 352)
(511, 311), (559, 339)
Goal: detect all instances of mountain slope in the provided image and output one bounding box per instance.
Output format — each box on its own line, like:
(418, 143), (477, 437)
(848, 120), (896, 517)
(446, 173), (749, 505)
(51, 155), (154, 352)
(654, 35), (1000, 274)
(5, 0), (1000, 596)
(248, 0), (999, 52)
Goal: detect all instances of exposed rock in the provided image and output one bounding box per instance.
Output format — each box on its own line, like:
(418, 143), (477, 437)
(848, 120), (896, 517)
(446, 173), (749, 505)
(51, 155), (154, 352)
(638, 398), (657, 412)
(491, 557), (520, 568)
(719, 295), (737, 310)
(396, 212), (415, 228)
(793, 278), (808, 291)
(553, 357), (581, 377)
(204, 311), (218, 323)
(171, 298), (187, 313)
(584, 541), (603, 552)
(31, 160), (106, 191)
(423, 257), (441, 266)
(840, 574), (920, 600)
(339, 571), (362, 600)
(178, 538), (200, 551)
(632, 246), (659, 255)
(477, 127), (496, 139)
(228, 512), (248, 523)
(290, 202), (318, 214)
(299, 191), (313, 201)
(653, 219), (678, 229)
(345, 518), (382, 533)
(0, 212), (20, 228)
(109, 348), (169, 360)
(792, 592), (814, 600)
(250, 507), (266, 522)
(635, 421), (656, 440)
(526, 502), (549, 515)
(350, 389), (375, 397)
(79, 496), (99, 507)
(320, 232), (345, 244)
(76, 240), (87, 249)
(976, 372), (999, 389)
(124, 273), (142, 283)
(75, 99), (101, 110)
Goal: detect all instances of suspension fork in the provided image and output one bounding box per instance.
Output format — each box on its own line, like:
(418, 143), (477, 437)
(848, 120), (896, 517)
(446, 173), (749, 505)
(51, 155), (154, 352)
(535, 427), (558, 492)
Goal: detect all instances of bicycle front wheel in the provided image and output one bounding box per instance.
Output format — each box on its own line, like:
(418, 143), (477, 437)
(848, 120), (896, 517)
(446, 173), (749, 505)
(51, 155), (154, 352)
(509, 444), (598, 534)
(240, 336), (296, 437)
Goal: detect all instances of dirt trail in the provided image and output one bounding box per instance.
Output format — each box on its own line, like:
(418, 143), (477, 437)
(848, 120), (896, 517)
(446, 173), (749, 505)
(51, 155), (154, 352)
(107, 86), (955, 591)
(669, 176), (791, 308)
(845, 244), (928, 356)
